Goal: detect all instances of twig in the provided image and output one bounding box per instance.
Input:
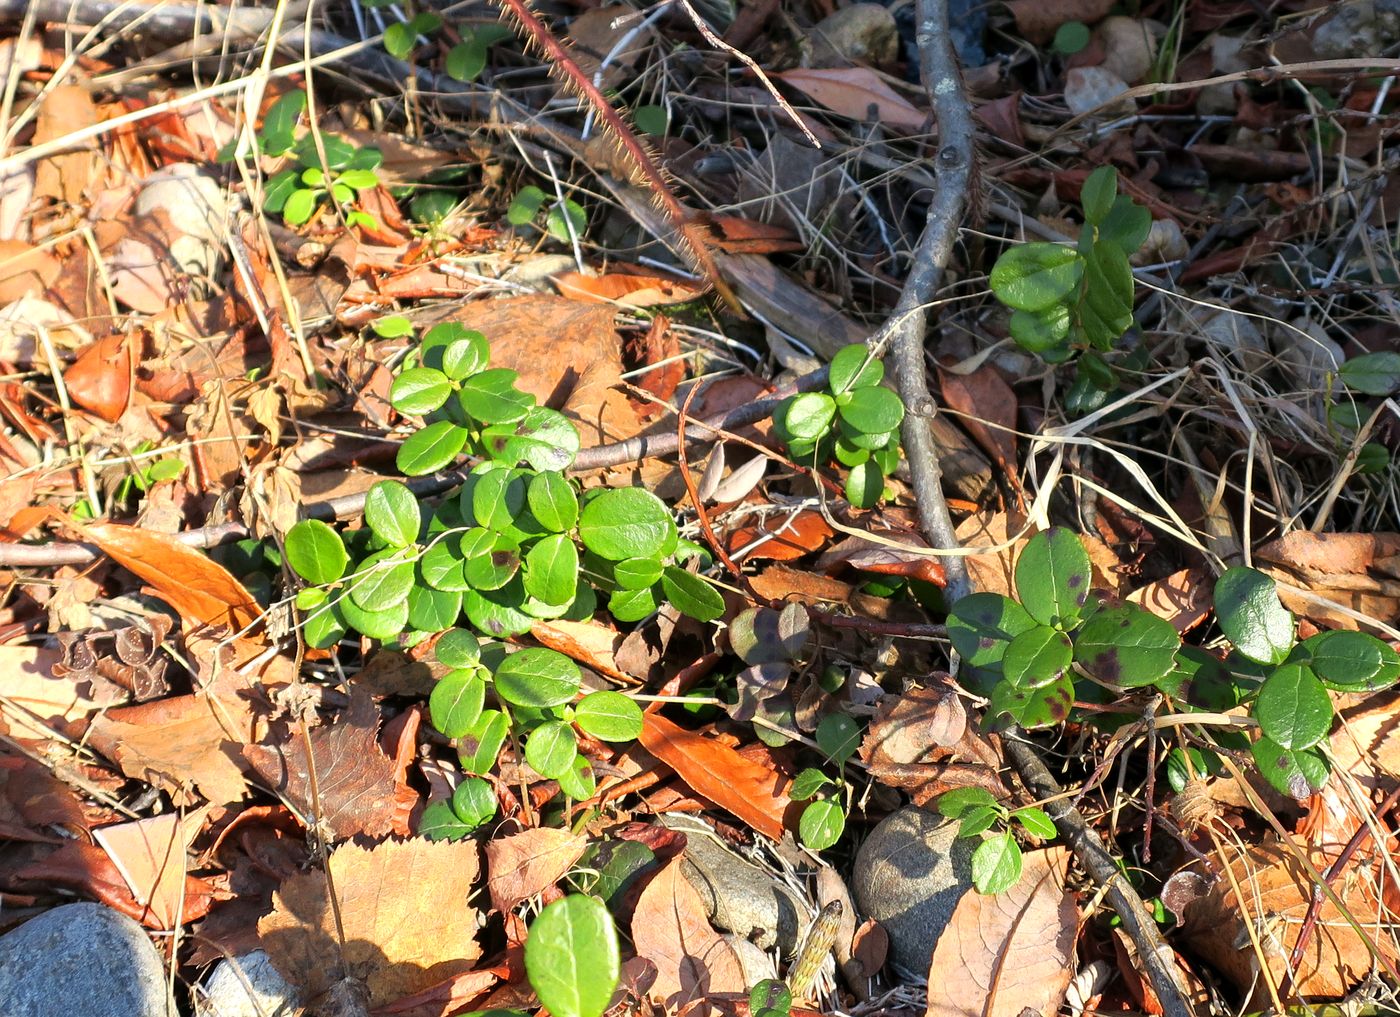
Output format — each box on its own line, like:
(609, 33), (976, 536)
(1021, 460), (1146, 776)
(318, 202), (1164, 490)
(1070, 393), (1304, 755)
(1003, 733), (1195, 1017)
(876, 0), (975, 605)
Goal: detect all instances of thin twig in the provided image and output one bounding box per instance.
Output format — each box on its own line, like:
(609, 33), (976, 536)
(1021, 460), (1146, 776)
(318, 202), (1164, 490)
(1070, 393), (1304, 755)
(1003, 733), (1195, 1017)
(877, 0), (975, 605)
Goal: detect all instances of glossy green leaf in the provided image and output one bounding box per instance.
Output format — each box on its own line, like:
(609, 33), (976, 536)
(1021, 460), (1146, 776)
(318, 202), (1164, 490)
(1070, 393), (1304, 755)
(1254, 664), (1333, 750)
(784, 392), (837, 440)
(285, 519), (348, 585)
(282, 187), (318, 225)
(844, 459), (883, 509)
(1073, 603), (1180, 688)
(816, 713), (861, 765)
(1080, 166), (1117, 225)
(1215, 567), (1294, 665)
(1009, 305), (1071, 354)
(836, 385), (904, 435)
(971, 831), (1022, 895)
(528, 472), (579, 532)
(988, 673), (1074, 729)
(260, 91), (306, 152)
(348, 551), (415, 611)
(451, 776), (497, 827)
(391, 368), (453, 416)
(396, 421), (468, 476)
(1002, 625), (1072, 689)
(302, 599), (347, 649)
(1012, 806), (1056, 839)
(524, 895), (621, 1017)
(579, 488), (676, 561)
(407, 583), (462, 631)
(458, 709), (509, 773)
(364, 480), (420, 548)
(1251, 735), (1330, 799)
(1301, 629), (1400, 691)
(790, 768), (833, 801)
(525, 534), (578, 606)
(263, 169), (300, 212)
(526, 721), (579, 779)
(660, 566), (725, 622)
(420, 536), (469, 591)
(1098, 195), (1151, 254)
(989, 243), (1084, 313)
(1340, 351), (1400, 396)
(435, 628), (481, 667)
(439, 331), (490, 381)
(495, 647), (582, 708)
(574, 690), (644, 742)
(472, 470), (529, 533)
(418, 800), (476, 841)
(957, 806), (1000, 839)
(936, 786), (998, 818)
(545, 199), (587, 243)
(430, 668), (486, 738)
(829, 344), (883, 394)
(608, 584), (658, 623)
(1013, 527), (1092, 630)
(459, 368), (535, 424)
(799, 799), (845, 851)
(446, 38), (488, 81)
(614, 557), (664, 591)
(946, 592), (1037, 668)
(338, 595), (409, 641)
(482, 407), (580, 471)
(337, 168), (379, 191)
(1052, 20), (1089, 54)
(465, 582), (535, 638)
(557, 756), (598, 800)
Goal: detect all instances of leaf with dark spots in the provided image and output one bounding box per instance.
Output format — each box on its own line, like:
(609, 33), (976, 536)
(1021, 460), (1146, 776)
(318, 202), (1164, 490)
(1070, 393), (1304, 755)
(1074, 603), (1180, 689)
(988, 674), (1074, 729)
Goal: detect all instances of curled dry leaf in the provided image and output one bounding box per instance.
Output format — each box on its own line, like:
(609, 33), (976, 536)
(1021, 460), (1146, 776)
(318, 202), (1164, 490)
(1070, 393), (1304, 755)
(816, 531), (947, 587)
(554, 270), (704, 307)
(1255, 531), (1400, 631)
(485, 826), (588, 913)
(937, 364), (1018, 472)
(860, 685), (966, 767)
(630, 856), (747, 1013)
(64, 332), (133, 422)
(1127, 567), (1211, 634)
(924, 845), (1077, 1017)
(259, 837), (482, 1008)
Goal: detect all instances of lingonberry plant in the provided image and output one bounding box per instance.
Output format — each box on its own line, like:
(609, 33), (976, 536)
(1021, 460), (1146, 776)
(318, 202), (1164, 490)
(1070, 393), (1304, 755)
(936, 786), (1056, 894)
(947, 527), (1400, 799)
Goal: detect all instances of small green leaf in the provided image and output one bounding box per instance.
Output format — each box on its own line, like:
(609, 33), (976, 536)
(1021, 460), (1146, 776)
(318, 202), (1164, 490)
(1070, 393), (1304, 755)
(990, 243), (1084, 313)
(384, 20), (417, 58)
(936, 786), (999, 819)
(574, 690), (644, 742)
(407, 583), (462, 631)
(1002, 625), (1073, 689)
(1014, 527), (1092, 630)
(799, 799), (845, 851)
(1354, 443), (1390, 474)
(957, 806), (1000, 839)
(337, 168), (379, 191)
(557, 756), (598, 800)
(525, 895), (621, 1017)
(451, 776), (497, 827)
(1253, 663), (1333, 750)
(338, 595), (409, 641)
(816, 713), (861, 765)
(633, 104), (668, 135)
(283, 187), (318, 225)
(458, 709), (509, 773)
(435, 628), (481, 667)
(364, 480), (420, 548)
(1012, 807), (1056, 839)
(790, 768), (833, 801)
(1098, 196), (1152, 254)
(303, 599), (347, 649)
(459, 368), (535, 424)
(430, 668), (486, 738)
(440, 331), (490, 381)
(463, 532), (520, 592)
(418, 800), (475, 841)
(420, 536), (469, 591)
(1079, 166), (1117, 225)
(263, 169), (300, 212)
(528, 472), (579, 532)
(1251, 735), (1330, 799)
(844, 459), (884, 509)
(829, 344), (883, 394)
(1073, 603), (1180, 688)
(1215, 567), (1295, 665)
(579, 488), (677, 561)
(1009, 305), (1071, 354)
(348, 551), (415, 611)
(836, 385), (904, 435)
(446, 38), (488, 81)
(525, 534), (579, 606)
(1301, 629), (1400, 691)
(482, 407), (581, 471)
(1340, 351), (1400, 396)
(373, 315), (414, 338)
(495, 647), (582, 708)
(526, 721), (579, 779)
(472, 469), (529, 533)
(396, 421), (469, 475)
(391, 368), (452, 415)
(784, 392), (837, 440)
(608, 584), (659, 623)
(988, 673), (1074, 729)
(750, 980), (791, 1016)
(660, 566), (725, 622)
(546, 199), (588, 243)
(1052, 20), (1090, 54)
(971, 831), (1022, 894)
(508, 185), (548, 225)
(261, 91), (307, 150)
(614, 558), (664, 591)
(947, 593), (1038, 668)
(285, 519), (348, 585)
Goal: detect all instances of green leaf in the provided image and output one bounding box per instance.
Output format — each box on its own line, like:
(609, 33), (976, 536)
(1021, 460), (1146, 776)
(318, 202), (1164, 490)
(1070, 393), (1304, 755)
(303, 599), (347, 649)
(446, 38), (488, 81)
(420, 536), (469, 591)
(1012, 807), (1056, 839)
(418, 800), (476, 841)
(1009, 305), (1071, 354)
(338, 595), (409, 641)
(579, 488), (677, 561)
(466, 580), (538, 638)
(293, 133), (356, 170)
(337, 168), (379, 191)
(524, 895), (621, 1017)
(348, 551), (416, 611)
(784, 392), (837, 440)
(946, 592), (1038, 668)
(261, 91), (307, 151)
(1251, 735), (1330, 799)
(557, 757), (598, 800)
(836, 385), (904, 435)
(373, 315), (414, 338)
(458, 709), (509, 773)
(789, 768), (833, 801)
(660, 566), (725, 622)
(435, 628), (481, 667)
(1002, 625), (1073, 689)
(750, 981), (792, 1017)
(391, 368), (452, 416)
(971, 831), (1022, 894)
(816, 713), (861, 765)
(1340, 351), (1400, 396)
(844, 459), (884, 509)
(829, 344), (883, 394)
(451, 776), (497, 827)
(633, 104), (668, 136)
(989, 243), (1084, 312)
(508, 186), (548, 225)
(482, 407), (581, 471)
(408, 583), (462, 631)
(285, 519), (348, 585)
(1052, 20), (1090, 54)
(936, 786), (999, 819)
(1098, 195), (1152, 254)
(459, 368), (535, 424)
(1079, 166), (1117, 226)
(263, 169), (301, 212)
(1072, 603), (1180, 688)
(526, 721), (579, 779)
(957, 806), (1000, 839)
(799, 799), (845, 851)
(1013, 527), (1092, 630)
(608, 584), (659, 623)
(463, 531), (520, 591)
(472, 469), (529, 533)
(1354, 443), (1390, 474)
(283, 187), (318, 225)
(574, 690), (644, 742)
(988, 673), (1074, 729)
(614, 558), (664, 590)
(495, 647), (582, 708)
(525, 534), (579, 606)
(410, 190), (457, 225)
(1301, 629), (1400, 691)
(430, 668), (486, 738)
(528, 472), (579, 532)
(1253, 663), (1333, 750)
(1080, 240), (1135, 345)
(383, 20), (417, 58)
(364, 480), (420, 548)
(1215, 567), (1294, 665)
(546, 199), (587, 243)
(440, 330), (490, 381)
(396, 421), (469, 475)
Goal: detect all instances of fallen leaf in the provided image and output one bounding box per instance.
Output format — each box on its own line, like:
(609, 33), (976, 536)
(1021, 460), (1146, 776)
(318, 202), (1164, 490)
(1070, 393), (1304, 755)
(1004, 0), (1114, 45)
(636, 713), (789, 841)
(259, 837), (482, 1008)
(555, 271), (704, 307)
(530, 619), (631, 682)
(925, 845), (1077, 1017)
(816, 531), (947, 586)
(0, 644), (99, 739)
(860, 685), (967, 767)
(727, 511), (834, 562)
(1127, 568), (1211, 634)
(938, 365), (1018, 470)
(64, 332), (133, 422)
(776, 68), (927, 130)
(485, 826), (587, 913)
(0, 240), (61, 304)
(631, 856), (747, 1012)
(1255, 532), (1400, 631)
(92, 810), (206, 929)
(242, 686), (400, 842)
(32, 84), (100, 206)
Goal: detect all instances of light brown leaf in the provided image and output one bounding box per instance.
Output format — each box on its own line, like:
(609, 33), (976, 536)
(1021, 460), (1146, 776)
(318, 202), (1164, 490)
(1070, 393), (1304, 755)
(925, 845), (1077, 1017)
(1003, 0), (1114, 44)
(631, 856), (747, 1011)
(554, 271), (704, 307)
(775, 68), (927, 130)
(259, 837), (482, 1008)
(637, 713), (789, 841)
(64, 332), (133, 422)
(1127, 568), (1211, 634)
(530, 619), (630, 682)
(0, 644), (99, 738)
(92, 810), (207, 929)
(485, 826), (587, 913)
(860, 685), (966, 767)
(1255, 531), (1400, 631)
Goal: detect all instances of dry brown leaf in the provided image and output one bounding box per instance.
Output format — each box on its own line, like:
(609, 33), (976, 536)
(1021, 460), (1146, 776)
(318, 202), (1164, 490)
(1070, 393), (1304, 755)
(33, 84), (100, 206)
(485, 826), (587, 913)
(631, 856), (747, 1012)
(1127, 568), (1211, 634)
(530, 619), (630, 682)
(938, 365), (1018, 470)
(554, 271), (704, 307)
(1179, 836), (1390, 1001)
(0, 239), (61, 303)
(860, 685), (966, 767)
(242, 686), (400, 842)
(727, 511), (834, 562)
(92, 810), (206, 930)
(775, 68), (927, 130)
(259, 837), (482, 1008)
(1256, 532), (1400, 631)
(637, 713), (789, 841)
(64, 332), (133, 422)
(1004, 0), (1114, 44)
(926, 845), (1075, 1017)
(0, 644), (99, 739)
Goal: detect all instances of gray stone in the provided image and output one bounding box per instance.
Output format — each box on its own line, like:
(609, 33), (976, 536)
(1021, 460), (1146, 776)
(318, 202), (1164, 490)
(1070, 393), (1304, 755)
(1312, 1), (1398, 59)
(1063, 66), (1133, 118)
(194, 950), (300, 1017)
(663, 815), (810, 955)
(806, 5), (899, 68)
(851, 807), (973, 981)
(0, 902), (173, 1017)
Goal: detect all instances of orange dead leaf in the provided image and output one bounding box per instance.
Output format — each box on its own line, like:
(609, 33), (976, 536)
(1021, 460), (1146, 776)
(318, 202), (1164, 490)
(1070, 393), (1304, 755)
(925, 845), (1077, 1017)
(92, 810), (211, 929)
(485, 826), (587, 913)
(1127, 568), (1211, 634)
(530, 619), (631, 682)
(555, 270), (704, 307)
(938, 365), (1018, 471)
(727, 511), (834, 562)
(1255, 532), (1400, 631)
(64, 332), (133, 422)
(637, 713), (789, 841)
